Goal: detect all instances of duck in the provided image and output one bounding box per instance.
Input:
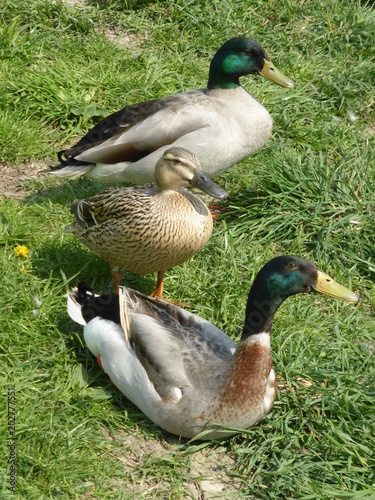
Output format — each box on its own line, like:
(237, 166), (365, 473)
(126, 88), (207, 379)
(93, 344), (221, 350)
(50, 37), (294, 184)
(66, 147), (227, 298)
(67, 255), (359, 439)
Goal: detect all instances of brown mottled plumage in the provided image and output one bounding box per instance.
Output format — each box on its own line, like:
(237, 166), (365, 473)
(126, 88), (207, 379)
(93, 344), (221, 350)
(67, 147), (227, 298)
(67, 256), (358, 439)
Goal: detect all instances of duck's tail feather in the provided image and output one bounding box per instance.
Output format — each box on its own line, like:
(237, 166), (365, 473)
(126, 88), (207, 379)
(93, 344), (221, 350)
(67, 284), (94, 326)
(48, 164), (94, 179)
(67, 284), (120, 326)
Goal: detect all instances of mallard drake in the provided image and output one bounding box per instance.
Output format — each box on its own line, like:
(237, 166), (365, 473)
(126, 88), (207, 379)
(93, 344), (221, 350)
(67, 256), (358, 439)
(50, 37), (294, 183)
(66, 147), (227, 298)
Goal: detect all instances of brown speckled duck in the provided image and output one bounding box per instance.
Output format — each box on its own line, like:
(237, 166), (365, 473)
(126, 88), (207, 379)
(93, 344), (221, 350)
(67, 147), (227, 298)
(67, 256), (358, 439)
(50, 37), (294, 184)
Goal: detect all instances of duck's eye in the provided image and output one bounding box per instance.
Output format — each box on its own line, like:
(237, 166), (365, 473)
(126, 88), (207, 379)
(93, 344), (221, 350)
(286, 262), (298, 271)
(243, 49), (254, 57)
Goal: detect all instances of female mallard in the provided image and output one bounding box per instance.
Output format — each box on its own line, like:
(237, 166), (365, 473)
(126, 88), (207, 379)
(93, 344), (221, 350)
(68, 256), (358, 439)
(51, 37), (294, 183)
(67, 147), (227, 298)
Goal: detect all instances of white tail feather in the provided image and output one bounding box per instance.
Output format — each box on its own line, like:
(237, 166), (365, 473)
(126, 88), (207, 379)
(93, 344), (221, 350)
(50, 165), (93, 179)
(67, 291), (87, 326)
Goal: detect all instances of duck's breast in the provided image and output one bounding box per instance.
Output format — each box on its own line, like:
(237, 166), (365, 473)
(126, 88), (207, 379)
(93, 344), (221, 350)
(75, 189), (213, 275)
(205, 332), (276, 433)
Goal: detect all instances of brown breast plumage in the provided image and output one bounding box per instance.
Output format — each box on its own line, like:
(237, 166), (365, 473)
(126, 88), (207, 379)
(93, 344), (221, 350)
(71, 187), (213, 275)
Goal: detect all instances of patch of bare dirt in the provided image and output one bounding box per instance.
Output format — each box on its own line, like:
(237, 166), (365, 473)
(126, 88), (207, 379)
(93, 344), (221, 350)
(103, 430), (242, 498)
(62, 0), (86, 7)
(60, 0), (144, 52)
(365, 123), (375, 137)
(102, 27), (143, 53)
(189, 446), (242, 499)
(0, 161), (49, 200)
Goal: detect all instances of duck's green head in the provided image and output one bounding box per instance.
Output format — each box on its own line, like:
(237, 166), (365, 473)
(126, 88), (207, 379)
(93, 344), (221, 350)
(208, 37), (294, 90)
(242, 255), (359, 338)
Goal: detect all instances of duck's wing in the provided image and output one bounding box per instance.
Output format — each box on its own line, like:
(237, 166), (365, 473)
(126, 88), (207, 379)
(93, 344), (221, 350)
(59, 89), (218, 166)
(69, 186), (152, 228)
(59, 97), (171, 165)
(120, 287), (236, 401)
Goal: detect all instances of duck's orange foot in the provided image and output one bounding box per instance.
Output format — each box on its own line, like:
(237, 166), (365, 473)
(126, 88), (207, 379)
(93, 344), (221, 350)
(150, 293), (191, 308)
(209, 205), (221, 220)
(208, 203), (230, 220)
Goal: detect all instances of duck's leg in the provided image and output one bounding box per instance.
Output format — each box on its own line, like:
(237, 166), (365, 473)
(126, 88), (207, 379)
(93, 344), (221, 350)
(111, 269), (122, 295)
(150, 271), (190, 307)
(150, 270), (165, 299)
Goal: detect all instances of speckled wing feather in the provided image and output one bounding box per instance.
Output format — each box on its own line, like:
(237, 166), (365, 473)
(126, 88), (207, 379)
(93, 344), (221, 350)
(70, 186), (153, 228)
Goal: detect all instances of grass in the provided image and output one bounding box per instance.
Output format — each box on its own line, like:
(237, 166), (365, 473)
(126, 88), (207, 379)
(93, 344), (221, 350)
(1, 0), (375, 497)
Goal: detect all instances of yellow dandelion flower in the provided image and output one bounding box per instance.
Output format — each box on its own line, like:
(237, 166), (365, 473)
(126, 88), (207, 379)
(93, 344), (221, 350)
(14, 245), (30, 258)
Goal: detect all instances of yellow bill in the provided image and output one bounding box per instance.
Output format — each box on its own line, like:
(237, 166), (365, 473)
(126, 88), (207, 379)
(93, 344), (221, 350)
(313, 271), (359, 303)
(260, 59), (295, 88)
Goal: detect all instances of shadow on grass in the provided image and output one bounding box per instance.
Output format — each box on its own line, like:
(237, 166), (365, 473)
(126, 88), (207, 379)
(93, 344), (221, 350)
(22, 175), (114, 207)
(32, 237), (157, 294)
